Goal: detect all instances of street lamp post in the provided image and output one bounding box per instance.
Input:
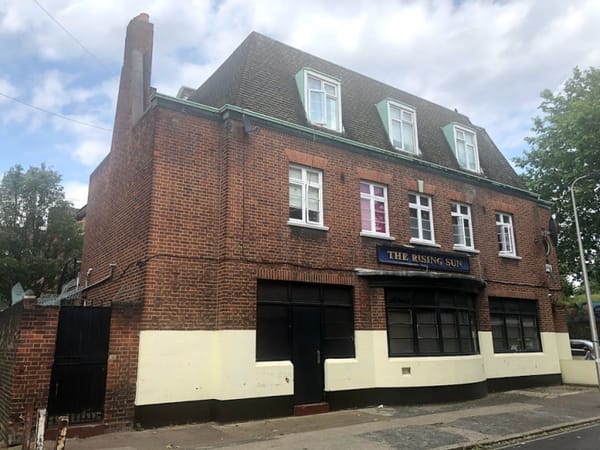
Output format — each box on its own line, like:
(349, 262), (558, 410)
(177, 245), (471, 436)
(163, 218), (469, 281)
(570, 172), (600, 388)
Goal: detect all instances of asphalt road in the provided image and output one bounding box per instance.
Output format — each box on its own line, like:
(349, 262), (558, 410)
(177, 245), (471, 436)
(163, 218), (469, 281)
(499, 423), (600, 449)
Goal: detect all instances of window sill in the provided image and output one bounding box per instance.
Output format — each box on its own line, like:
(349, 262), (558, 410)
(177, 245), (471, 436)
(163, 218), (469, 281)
(360, 231), (395, 241)
(409, 238), (441, 248)
(287, 221), (330, 232)
(498, 253), (522, 261)
(392, 145), (421, 157)
(453, 245), (480, 254)
(307, 120), (342, 134)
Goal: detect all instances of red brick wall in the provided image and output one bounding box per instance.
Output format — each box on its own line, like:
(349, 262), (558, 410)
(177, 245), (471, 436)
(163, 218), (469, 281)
(0, 302), (58, 447)
(84, 108), (560, 334)
(103, 304), (142, 431)
(0, 304), (22, 446)
(81, 102), (564, 428)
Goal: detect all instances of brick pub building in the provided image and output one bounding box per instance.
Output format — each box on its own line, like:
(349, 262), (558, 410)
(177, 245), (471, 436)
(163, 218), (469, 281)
(74, 14), (569, 429)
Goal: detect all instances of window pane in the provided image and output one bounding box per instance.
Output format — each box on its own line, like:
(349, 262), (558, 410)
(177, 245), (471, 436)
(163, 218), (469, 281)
(289, 184), (302, 220)
(309, 90), (324, 123)
(403, 122), (415, 152)
(456, 140), (466, 166)
(373, 186), (384, 197)
(374, 201), (386, 233)
(307, 76), (321, 89)
(463, 220), (472, 247)
(360, 182), (370, 194)
(390, 106), (401, 121)
(256, 304), (290, 361)
(391, 121), (402, 147)
(408, 193), (416, 204)
(307, 186), (320, 222)
(326, 97), (337, 129)
(289, 167), (302, 180)
(390, 338), (413, 354)
(361, 198), (371, 231)
(417, 311), (437, 338)
(410, 216), (419, 238)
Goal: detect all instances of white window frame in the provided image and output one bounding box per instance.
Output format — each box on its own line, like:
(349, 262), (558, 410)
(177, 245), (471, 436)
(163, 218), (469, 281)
(304, 71), (342, 132)
(288, 165), (326, 229)
(409, 193), (437, 246)
(453, 125), (480, 173)
(387, 101), (419, 154)
(496, 212), (517, 257)
(359, 181), (391, 238)
(451, 202), (475, 251)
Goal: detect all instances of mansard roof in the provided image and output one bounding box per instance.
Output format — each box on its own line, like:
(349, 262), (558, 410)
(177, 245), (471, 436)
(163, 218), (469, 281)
(189, 31), (524, 189)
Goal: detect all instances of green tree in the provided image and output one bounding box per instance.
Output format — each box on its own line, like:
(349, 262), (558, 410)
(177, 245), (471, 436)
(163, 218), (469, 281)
(0, 164), (83, 308)
(515, 66), (600, 287)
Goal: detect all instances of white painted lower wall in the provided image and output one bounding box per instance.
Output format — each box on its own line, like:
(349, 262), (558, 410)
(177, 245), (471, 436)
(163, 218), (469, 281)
(136, 329), (567, 406)
(480, 331), (567, 379)
(325, 330), (486, 390)
(136, 330), (293, 405)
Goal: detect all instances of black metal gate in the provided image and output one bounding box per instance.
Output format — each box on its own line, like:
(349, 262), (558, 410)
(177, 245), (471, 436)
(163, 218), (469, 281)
(47, 307), (111, 425)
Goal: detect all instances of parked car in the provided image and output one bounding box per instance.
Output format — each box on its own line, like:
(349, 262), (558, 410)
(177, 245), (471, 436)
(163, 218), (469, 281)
(570, 339), (595, 359)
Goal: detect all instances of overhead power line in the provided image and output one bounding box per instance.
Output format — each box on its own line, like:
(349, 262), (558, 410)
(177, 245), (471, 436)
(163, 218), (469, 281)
(0, 91), (112, 131)
(31, 0), (113, 74)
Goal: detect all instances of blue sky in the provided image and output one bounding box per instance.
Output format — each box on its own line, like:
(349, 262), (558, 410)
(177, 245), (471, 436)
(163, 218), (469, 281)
(1, 0), (599, 207)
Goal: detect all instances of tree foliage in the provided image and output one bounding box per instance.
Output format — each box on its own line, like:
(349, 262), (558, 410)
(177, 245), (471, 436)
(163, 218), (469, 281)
(514, 67), (600, 286)
(0, 164), (83, 308)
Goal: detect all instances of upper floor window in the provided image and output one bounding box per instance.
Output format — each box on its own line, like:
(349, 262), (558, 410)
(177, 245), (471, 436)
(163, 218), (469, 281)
(454, 125), (480, 172)
(409, 193), (435, 244)
(388, 102), (418, 153)
(305, 71), (342, 132)
(496, 212), (516, 257)
(289, 165), (324, 226)
(360, 181), (389, 237)
(451, 202), (474, 250)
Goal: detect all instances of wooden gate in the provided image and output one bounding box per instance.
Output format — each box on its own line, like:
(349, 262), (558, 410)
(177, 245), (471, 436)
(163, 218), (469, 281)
(47, 307), (111, 424)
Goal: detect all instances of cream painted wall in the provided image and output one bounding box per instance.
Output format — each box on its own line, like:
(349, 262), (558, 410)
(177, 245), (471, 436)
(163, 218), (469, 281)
(560, 359), (599, 385)
(555, 332), (572, 360)
(325, 330), (486, 390)
(136, 330), (293, 406)
(480, 331), (562, 379)
(137, 329), (567, 406)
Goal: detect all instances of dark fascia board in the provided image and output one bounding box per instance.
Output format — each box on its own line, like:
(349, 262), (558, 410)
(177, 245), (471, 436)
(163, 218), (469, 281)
(151, 92), (552, 209)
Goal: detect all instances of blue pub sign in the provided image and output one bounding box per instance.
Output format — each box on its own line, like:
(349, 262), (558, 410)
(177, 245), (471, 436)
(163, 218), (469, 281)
(377, 245), (470, 273)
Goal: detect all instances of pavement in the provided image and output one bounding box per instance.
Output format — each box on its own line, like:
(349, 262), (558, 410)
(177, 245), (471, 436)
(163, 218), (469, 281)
(39, 385), (600, 449)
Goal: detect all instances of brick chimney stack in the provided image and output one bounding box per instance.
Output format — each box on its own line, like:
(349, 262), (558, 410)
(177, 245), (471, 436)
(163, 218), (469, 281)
(111, 13), (154, 152)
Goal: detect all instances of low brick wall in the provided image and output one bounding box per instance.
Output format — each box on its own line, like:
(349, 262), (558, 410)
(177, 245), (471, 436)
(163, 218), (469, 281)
(0, 300), (59, 447)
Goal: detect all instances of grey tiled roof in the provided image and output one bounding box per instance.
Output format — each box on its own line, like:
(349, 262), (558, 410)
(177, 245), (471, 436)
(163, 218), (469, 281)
(189, 32), (524, 189)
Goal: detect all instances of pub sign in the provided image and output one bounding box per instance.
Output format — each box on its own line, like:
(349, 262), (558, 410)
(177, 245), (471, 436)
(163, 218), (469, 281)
(377, 245), (470, 273)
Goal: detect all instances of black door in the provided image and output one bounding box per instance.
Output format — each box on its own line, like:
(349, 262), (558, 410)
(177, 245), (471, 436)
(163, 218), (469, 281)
(292, 305), (323, 404)
(47, 307), (111, 424)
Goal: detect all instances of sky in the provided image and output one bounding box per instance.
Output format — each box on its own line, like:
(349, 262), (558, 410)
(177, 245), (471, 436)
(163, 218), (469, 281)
(1, 0), (599, 208)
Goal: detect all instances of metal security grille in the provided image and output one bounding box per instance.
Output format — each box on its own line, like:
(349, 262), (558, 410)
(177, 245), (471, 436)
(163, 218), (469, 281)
(47, 307), (111, 425)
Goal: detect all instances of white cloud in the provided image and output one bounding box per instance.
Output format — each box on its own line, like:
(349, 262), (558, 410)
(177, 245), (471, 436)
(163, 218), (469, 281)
(72, 138), (110, 167)
(63, 180), (88, 208)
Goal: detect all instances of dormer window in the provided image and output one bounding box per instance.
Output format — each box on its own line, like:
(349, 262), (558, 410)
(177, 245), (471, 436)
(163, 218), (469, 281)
(297, 70), (342, 132)
(442, 123), (481, 173)
(376, 99), (419, 155)
(388, 102), (418, 153)
(454, 126), (479, 172)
